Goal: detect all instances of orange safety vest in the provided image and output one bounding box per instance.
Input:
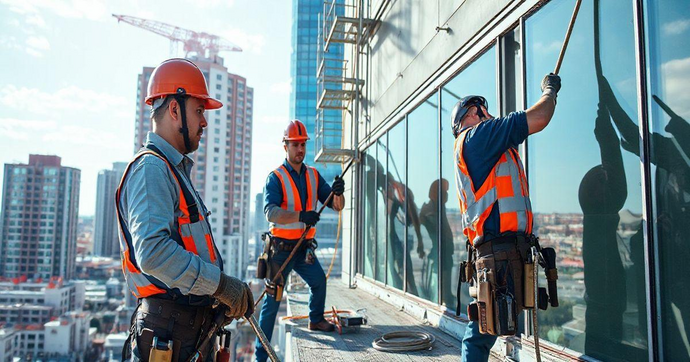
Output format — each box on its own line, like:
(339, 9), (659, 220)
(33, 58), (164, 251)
(269, 164), (319, 239)
(116, 146), (221, 299)
(454, 128), (533, 246)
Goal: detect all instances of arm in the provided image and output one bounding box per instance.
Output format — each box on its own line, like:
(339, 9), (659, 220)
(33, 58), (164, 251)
(318, 173), (345, 211)
(526, 73), (561, 135)
(123, 158), (220, 296)
(526, 95), (557, 135)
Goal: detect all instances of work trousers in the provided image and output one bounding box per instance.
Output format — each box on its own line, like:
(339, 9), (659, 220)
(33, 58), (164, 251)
(461, 320), (497, 362)
(254, 246), (328, 362)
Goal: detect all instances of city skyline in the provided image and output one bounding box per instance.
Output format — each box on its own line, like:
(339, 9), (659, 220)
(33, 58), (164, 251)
(0, 0), (293, 217)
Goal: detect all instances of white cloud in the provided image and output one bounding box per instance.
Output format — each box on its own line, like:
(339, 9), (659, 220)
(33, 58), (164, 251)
(25, 47), (43, 57)
(661, 56), (690, 120)
(663, 19), (690, 36)
(269, 81), (291, 95)
(219, 28), (265, 54)
(0, 0), (108, 21)
(533, 40), (561, 55)
(42, 125), (122, 149)
(180, 0), (235, 8)
(26, 35), (50, 50)
(26, 13), (47, 28)
(0, 118), (57, 140)
(0, 85), (128, 115)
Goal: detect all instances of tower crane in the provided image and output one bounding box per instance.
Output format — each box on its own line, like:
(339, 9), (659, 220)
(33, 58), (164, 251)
(112, 14), (242, 59)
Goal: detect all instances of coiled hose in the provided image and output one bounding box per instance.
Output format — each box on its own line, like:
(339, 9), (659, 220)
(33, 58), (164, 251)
(371, 331), (435, 352)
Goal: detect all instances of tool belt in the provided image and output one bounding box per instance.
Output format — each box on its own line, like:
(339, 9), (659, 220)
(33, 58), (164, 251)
(124, 297), (220, 362)
(256, 233), (318, 302)
(458, 234), (559, 336)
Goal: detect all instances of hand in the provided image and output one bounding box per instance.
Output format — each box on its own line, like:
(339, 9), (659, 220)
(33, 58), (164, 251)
(417, 243), (426, 259)
(541, 73), (561, 93)
(331, 176), (345, 196)
(299, 211), (320, 227)
(214, 274), (254, 319)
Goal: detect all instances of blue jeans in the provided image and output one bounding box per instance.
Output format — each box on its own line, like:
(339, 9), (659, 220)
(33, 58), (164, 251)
(461, 320), (497, 362)
(254, 247), (327, 362)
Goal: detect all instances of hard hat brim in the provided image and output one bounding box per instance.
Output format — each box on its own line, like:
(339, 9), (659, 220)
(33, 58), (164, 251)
(283, 136), (310, 141)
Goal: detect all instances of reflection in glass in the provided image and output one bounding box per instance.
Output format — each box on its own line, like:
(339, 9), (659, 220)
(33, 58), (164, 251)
(407, 93), (439, 303)
(440, 46), (497, 312)
(526, 0), (646, 360)
(385, 122), (407, 291)
(645, 0), (690, 359)
(375, 140), (387, 283)
(363, 150), (375, 278)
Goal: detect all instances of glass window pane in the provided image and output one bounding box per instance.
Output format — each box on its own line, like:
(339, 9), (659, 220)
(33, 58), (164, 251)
(407, 92), (439, 303)
(363, 150), (375, 278)
(376, 141), (387, 283)
(385, 121), (407, 291)
(526, 0), (646, 359)
(644, 1), (690, 360)
(440, 46), (497, 312)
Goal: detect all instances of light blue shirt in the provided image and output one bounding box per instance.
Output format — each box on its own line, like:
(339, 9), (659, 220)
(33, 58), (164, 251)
(118, 132), (221, 297)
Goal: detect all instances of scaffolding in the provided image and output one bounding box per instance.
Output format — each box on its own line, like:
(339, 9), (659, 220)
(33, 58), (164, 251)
(314, 0), (370, 163)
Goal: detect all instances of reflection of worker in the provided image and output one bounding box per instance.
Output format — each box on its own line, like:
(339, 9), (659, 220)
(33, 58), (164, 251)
(117, 59), (253, 361)
(452, 73), (561, 361)
(256, 120), (345, 362)
(600, 76), (690, 360)
(420, 179), (454, 305)
(579, 101), (627, 360)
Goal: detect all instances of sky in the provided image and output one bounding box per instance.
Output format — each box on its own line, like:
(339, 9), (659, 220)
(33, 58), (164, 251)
(0, 0), (293, 216)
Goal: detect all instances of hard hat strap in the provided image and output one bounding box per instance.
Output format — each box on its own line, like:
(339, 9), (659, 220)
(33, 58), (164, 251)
(174, 88), (192, 154)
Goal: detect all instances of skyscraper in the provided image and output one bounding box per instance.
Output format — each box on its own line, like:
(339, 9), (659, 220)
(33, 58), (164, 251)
(133, 56), (253, 279)
(289, 0), (344, 256)
(290, 0), (344, 183)
(0, 155), (80, 280)
(94, 162), (126, 257)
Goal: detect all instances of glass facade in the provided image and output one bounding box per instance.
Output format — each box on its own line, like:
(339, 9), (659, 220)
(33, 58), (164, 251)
(355, 0), (690, 359)
(289, 0), (344, 183)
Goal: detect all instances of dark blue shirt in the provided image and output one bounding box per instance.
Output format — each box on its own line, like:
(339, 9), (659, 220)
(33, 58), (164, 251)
(461, 111), (528, 240)
(264, 159), (333, 216)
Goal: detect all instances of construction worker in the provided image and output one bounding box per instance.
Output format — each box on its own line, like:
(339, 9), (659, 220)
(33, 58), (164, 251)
(117, 58), (253, 361)
(451, 73), (561, 361)
(255, 119), (345, 362)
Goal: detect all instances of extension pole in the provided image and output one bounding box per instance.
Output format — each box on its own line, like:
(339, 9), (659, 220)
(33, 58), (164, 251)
(255, 158), (356, 308)
(247, 315), (280, 362)
(554, 0), (583, 74)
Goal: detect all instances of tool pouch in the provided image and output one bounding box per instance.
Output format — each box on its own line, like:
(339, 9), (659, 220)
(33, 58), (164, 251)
(472, 237), (528, 336)
(256, 233), (271, 279)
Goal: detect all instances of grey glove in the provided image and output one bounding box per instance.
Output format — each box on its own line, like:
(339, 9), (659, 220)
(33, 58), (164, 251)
(541, 73), (561, 103)
(213, 274), (255, 319)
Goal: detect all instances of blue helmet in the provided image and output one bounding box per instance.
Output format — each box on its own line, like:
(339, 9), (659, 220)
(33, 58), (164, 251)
(450, 95), (487, 137)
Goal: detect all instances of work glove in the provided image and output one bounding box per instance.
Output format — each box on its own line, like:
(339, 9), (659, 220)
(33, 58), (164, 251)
(299, 210), (320, 227)
(213, 274), (255, 319)
(331, 175), (345, 196)
(540, 73), (561, 103)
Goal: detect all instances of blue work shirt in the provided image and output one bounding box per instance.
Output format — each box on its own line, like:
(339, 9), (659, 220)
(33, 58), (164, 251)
(118, 132), (221, 297)
(264, 159), (333, 220)
(461, 111), (529, 241)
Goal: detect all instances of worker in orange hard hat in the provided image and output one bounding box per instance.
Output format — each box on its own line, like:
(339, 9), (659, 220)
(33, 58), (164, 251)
(254, 119), (346, 362)
(118, 58), (253, 361)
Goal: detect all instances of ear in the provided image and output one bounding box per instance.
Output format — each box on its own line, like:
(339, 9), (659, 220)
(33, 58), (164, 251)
(168, 98), (180, 122)
(283, 143), (288, 152)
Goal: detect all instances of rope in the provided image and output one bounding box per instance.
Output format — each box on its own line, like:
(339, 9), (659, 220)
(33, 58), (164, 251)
(532, 246), (542, 362)
(325, 208), (342, 280)
(372, 331), (435, 352)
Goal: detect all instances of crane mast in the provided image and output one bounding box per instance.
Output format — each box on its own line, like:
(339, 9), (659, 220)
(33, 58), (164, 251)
(112, 14), (242, 59)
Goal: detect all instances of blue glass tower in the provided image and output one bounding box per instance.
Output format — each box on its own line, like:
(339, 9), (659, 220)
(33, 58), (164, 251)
(289, 0), (344, 183)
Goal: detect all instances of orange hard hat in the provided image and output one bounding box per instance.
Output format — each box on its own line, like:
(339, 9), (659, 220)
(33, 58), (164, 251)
(145, 58), (223, 110)
(283, 119), (310, 142)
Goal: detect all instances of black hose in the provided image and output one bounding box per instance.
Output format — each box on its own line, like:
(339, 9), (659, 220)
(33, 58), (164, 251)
(371, 331), (435, 352)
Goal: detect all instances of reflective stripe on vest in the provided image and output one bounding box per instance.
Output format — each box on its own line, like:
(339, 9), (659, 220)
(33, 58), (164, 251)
(454, 128), (533, 246)
(269, 165), (319, 239)
(116, 149), (220, 298)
